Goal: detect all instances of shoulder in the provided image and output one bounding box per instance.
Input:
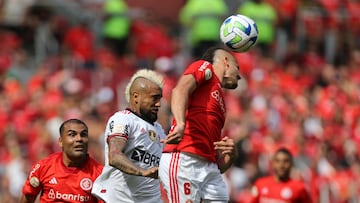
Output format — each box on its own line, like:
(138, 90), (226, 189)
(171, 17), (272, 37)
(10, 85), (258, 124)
(255, 175), (272, 182)
(289, 179), (308, 189)
(185, 60), (211, 72)
(37, 152), (62, 165)
(87, 157), (104, 172)
(109, 109), (133, 120)
(184, 60), (214, 82)
(27, 153), (62, 178)
(106, 110), (136, 132)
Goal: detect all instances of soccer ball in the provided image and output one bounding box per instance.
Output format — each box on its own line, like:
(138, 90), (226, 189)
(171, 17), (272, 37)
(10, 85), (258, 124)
(220, 14), (259, 52)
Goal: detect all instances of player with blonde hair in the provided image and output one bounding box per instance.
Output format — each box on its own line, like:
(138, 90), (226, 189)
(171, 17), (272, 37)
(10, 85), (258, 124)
(92, 69), (166, 202)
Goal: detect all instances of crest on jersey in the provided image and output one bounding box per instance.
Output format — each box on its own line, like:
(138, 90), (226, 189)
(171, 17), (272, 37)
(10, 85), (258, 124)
(149, 130), (156, 141)
(80, 178), (93, 191)
(205, 68), (212, 80)
(30, 177), (40, 187)
(281, 187), (292, 199)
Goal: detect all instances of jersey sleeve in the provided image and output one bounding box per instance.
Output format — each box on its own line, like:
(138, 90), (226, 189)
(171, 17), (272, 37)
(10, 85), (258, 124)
(105, 110), (132, 141)
(183, 60), (213, 85)
(249, 184), (260, 203)
(22, 162), (44, 196)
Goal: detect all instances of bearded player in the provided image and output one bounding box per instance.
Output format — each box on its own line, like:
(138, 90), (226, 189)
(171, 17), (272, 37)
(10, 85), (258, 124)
(250, 147), (313, 203)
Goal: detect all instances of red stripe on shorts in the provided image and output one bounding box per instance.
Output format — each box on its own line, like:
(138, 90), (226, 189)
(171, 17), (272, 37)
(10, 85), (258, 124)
(169, 152), (180, 203)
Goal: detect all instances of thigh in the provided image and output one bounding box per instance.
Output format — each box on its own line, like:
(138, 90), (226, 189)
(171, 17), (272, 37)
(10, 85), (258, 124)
(159, 152), (202, 203)
(200, 169), (229, 202)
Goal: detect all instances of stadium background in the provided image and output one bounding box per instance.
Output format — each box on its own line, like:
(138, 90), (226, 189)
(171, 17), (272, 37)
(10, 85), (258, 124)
(0, 0), (359, 202)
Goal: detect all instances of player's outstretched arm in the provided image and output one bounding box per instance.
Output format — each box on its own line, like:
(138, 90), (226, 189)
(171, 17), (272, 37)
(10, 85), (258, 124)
(214, 136), (238, 173)
(108, 136), (159, 178)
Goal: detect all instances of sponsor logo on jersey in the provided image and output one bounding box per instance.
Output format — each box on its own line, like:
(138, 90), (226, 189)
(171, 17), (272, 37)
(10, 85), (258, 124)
(130, 148), (160, 166)
(48, 189), (91, 202)
(29, 163), (40, 179)
(80, 178), (93, 191)
(49, 177), (58, 184)
(148, 130), (156, 141)
(211, 90), (225, 113)
(198, 61), (210, 72)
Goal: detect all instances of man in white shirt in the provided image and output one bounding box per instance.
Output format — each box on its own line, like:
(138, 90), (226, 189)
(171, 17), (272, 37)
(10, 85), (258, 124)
(92, 69), (166, 203)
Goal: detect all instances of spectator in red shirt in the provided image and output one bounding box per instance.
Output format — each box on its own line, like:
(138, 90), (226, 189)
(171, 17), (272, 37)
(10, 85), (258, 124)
(63, 19), (95, 69)
(250, 147), (313, 203)
(20, 118), (103, 203)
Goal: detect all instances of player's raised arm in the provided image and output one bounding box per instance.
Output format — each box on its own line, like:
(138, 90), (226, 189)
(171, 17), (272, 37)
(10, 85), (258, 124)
(164, 74), (197, 144)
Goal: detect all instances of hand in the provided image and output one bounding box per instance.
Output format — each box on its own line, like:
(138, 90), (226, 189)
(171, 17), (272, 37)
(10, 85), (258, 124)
(140, 166), (159, 179)
(214, 136), (237, 159)
(161, 124), (185, 144)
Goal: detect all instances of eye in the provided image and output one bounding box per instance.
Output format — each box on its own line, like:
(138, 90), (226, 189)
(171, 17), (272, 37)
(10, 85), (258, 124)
(67, 131), (77, 137)
(80, 131), (88, 137)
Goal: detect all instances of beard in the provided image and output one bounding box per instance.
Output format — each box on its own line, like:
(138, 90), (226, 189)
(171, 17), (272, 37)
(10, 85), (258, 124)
(222, 77), (238, 89)
(140, 109), (158, 123)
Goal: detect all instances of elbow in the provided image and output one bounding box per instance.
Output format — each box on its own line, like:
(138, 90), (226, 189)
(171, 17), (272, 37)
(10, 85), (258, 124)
(108, 153), (117, 167)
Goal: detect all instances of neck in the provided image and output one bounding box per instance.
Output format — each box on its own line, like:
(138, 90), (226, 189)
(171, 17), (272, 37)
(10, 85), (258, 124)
(63, 154), (87, 167)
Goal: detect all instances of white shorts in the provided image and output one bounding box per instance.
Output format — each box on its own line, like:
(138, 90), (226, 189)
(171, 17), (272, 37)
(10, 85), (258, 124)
(159, 152), (229, 203)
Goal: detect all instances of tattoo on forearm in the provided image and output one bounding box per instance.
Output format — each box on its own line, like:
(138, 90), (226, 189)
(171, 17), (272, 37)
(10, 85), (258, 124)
(109, 138), (142, 176)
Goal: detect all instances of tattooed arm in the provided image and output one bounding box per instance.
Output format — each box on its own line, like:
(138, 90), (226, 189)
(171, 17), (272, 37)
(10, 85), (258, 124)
(108, 136), (159, 178)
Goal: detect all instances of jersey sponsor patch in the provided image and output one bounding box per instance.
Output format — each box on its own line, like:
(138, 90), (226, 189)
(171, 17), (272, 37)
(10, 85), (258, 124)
(111, 122), (128, 135)
(130, 148), (161, 166)
(30, 177), (40, 187)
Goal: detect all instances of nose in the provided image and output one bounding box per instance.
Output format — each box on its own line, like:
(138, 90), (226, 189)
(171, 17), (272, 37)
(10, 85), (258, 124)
(155, 99), (161, 107)
(75, 134), (84, 142)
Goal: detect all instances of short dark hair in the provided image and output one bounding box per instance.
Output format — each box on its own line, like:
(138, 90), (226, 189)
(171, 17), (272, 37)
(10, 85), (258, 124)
(275, 147), (293, 161)
(200, 45), (228, 64)
(59, 119), (88, 136)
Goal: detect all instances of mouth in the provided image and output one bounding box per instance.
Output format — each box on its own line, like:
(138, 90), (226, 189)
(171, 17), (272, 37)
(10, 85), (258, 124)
(152, 108), (159, 114)
(74, 145), (85, 151)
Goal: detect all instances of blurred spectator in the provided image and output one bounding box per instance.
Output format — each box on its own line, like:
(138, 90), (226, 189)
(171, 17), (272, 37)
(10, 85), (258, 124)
(248, 147), (313, 203)
(179, 0), (228, 59)
(102, 0), (131, 56)
(0, 0), (35, 34)
(130, 10), (175, 69)
(238, 0), (277, 57)
(63, 17), (95, 69)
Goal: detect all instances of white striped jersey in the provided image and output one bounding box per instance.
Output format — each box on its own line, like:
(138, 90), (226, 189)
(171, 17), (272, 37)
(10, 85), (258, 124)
(92, 109), (165, 203)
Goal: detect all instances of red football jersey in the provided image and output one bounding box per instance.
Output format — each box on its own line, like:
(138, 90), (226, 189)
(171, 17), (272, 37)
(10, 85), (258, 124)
(163, 60), (226, 162)
(251, 176), (313, 203)
(22, 152), (103, 202)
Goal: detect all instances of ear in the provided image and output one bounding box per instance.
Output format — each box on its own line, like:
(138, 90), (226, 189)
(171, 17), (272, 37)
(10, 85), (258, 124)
(224, 56), (230, 68)
(58, 136), (63, 148)
(133, 92), (139, 104)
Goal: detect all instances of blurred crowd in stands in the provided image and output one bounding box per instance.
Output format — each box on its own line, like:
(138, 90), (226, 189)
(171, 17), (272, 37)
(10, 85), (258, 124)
(0, 0), (359, 202)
